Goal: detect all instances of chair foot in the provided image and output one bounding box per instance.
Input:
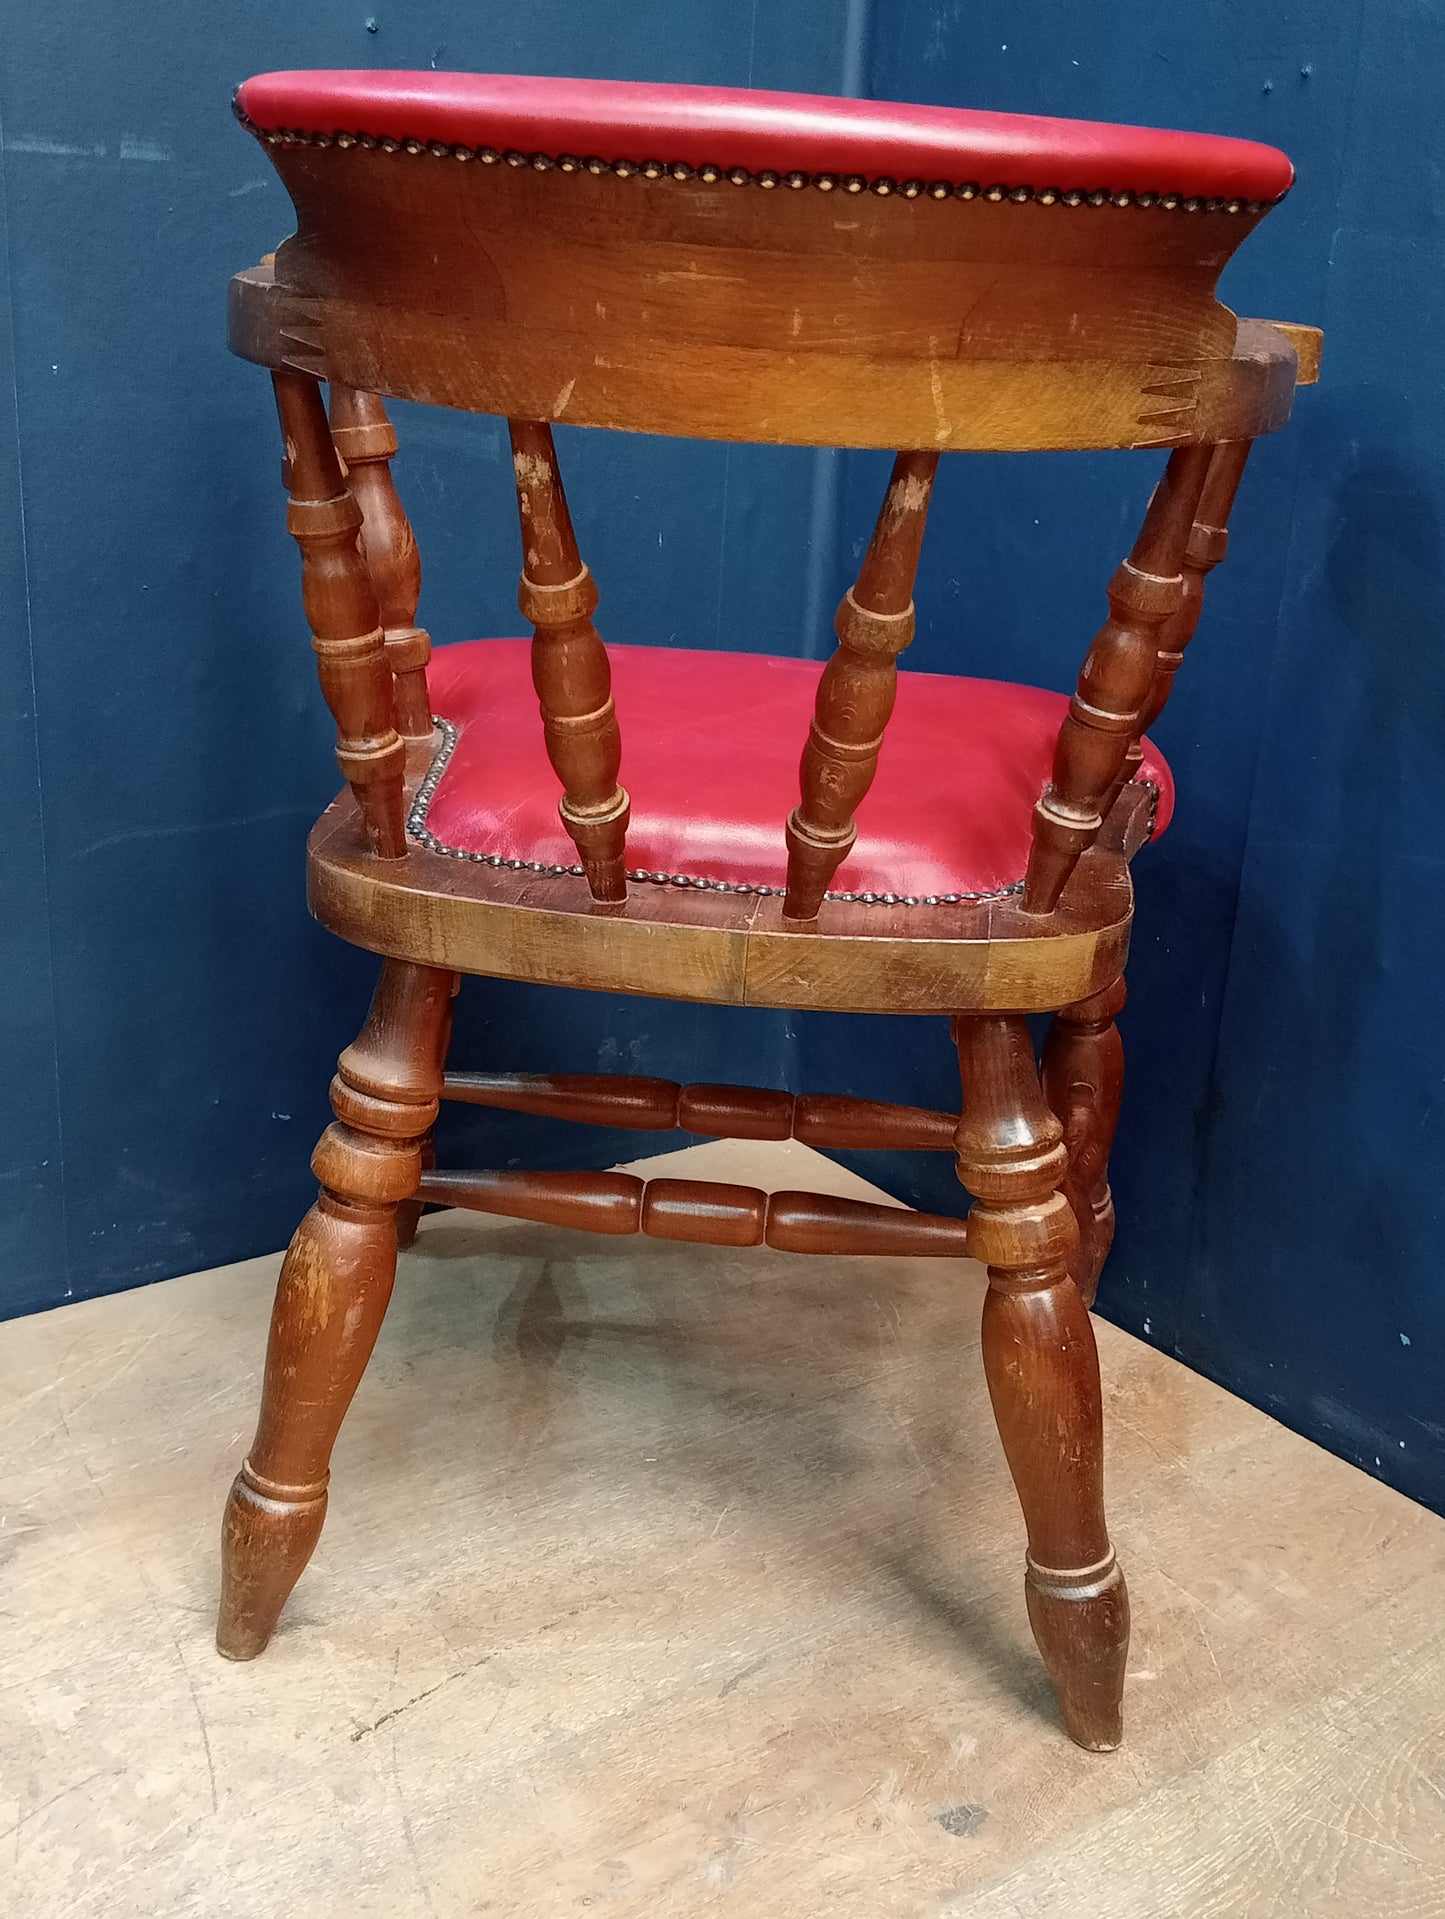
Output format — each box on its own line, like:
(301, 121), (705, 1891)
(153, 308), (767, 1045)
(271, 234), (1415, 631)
(215, 962), (454, 1658)
(217, 1469), (327, 1659)
(216, 1192), (402, 1657)
(1025, 1552), (1130, 1751)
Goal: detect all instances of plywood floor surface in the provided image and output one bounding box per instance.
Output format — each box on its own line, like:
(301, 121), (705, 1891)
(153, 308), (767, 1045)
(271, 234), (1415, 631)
(3, 1139), (1443, 1918)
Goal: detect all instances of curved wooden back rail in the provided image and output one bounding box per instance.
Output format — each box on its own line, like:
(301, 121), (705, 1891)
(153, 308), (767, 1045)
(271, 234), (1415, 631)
(229, 131), (1300, 451)
(219, 73), (1320, 1751)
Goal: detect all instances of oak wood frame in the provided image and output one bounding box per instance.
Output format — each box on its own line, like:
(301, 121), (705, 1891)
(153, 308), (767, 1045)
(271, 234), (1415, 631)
(219, 126), (1318, 1750)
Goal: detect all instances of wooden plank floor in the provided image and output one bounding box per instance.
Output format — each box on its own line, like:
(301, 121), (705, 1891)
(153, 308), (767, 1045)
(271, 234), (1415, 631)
(3, 1139), (1443, 1917)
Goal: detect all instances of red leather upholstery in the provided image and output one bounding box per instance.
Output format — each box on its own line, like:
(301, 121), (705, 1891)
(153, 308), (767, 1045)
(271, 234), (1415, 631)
(417, 640), (1173, 902)
(237, 71), (1293, 203)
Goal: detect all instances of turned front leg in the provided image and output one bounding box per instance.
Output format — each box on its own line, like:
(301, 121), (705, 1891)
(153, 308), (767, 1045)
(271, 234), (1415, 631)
(954, 1014), (1129, 1750)
(217, 961), (455, 1659)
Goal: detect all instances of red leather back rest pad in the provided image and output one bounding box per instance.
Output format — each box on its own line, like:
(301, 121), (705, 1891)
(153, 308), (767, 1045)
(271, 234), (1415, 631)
(421, 640), (1174, 899)
(237, 71), (1292, 203)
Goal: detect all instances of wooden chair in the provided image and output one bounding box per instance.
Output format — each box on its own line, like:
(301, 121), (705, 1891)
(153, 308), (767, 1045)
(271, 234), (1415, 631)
(218, 70), (1319, 1750)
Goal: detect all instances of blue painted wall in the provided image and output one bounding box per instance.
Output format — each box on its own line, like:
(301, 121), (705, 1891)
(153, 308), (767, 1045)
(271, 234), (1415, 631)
(4, 6), (1441, 1515)
(814, 0), (1445, 1515)
(0, 3), (862, 1315)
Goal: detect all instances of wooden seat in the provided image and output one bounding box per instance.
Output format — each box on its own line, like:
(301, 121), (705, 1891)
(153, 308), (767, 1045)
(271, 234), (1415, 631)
(217, 67), (1320, 1754)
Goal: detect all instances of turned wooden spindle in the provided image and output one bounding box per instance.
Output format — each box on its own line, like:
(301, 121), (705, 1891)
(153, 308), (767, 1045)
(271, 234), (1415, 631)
(784, 450), (940, 920)
(1022, 443), (1214, 913)
(1042, 977), (1128, 1307)
(273, 371), (407, 858)
(217, 961), (456, 1658)
(953, 1013), (1129, 1751)
(509, 419), (629, 901)
(1103, 438), (1255, 816)
(328, 385), (435, 739)
(441, 1071), (960, 1152)
(415, 1166), (974, 1258)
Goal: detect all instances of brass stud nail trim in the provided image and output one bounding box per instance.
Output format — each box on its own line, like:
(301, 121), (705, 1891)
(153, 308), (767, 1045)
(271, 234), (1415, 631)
(233, 100), (1286, 213)
(404, 715), (1163, 907)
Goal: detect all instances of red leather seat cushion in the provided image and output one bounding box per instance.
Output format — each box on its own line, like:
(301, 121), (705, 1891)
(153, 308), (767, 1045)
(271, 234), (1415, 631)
(237, 71), (1292, 203)
(415, 640), (1173, 903)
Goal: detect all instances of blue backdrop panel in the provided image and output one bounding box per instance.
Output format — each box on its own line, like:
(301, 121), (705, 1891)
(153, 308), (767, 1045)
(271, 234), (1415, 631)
(0, 162), (67, 1316)
(1189, 2), (1445, 1509)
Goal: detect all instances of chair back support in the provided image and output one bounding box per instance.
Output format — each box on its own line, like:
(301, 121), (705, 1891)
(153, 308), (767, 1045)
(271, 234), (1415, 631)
(232, 80), (1315, 915)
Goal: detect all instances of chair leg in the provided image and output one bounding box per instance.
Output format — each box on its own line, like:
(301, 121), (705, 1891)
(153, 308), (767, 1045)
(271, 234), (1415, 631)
(397, 972), (456, 1252)
(954, 1014), (1130, 1751)
(394, 1129), (433, 1251)
(217, 960), (456, 1659)
(1042, 977), (1127, 1308)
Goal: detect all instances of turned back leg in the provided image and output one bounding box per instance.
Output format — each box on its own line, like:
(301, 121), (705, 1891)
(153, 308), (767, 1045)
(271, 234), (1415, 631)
(395, 996), (452, 1252)
(217, 961), (455, 1658)
(394, 1130), (435, 1252)
(1042, 977), (1127, 1307)
(954, 1013), (1130, 1750)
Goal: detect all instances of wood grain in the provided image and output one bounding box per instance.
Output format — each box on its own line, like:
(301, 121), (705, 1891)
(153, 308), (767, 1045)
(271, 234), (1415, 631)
(307, 796), (1135, 1015)
(233, 265), (1305, 454)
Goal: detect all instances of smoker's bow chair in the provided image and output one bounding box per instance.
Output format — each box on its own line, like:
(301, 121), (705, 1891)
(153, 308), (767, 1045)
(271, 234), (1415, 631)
(218, 70), (1318, 1750)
